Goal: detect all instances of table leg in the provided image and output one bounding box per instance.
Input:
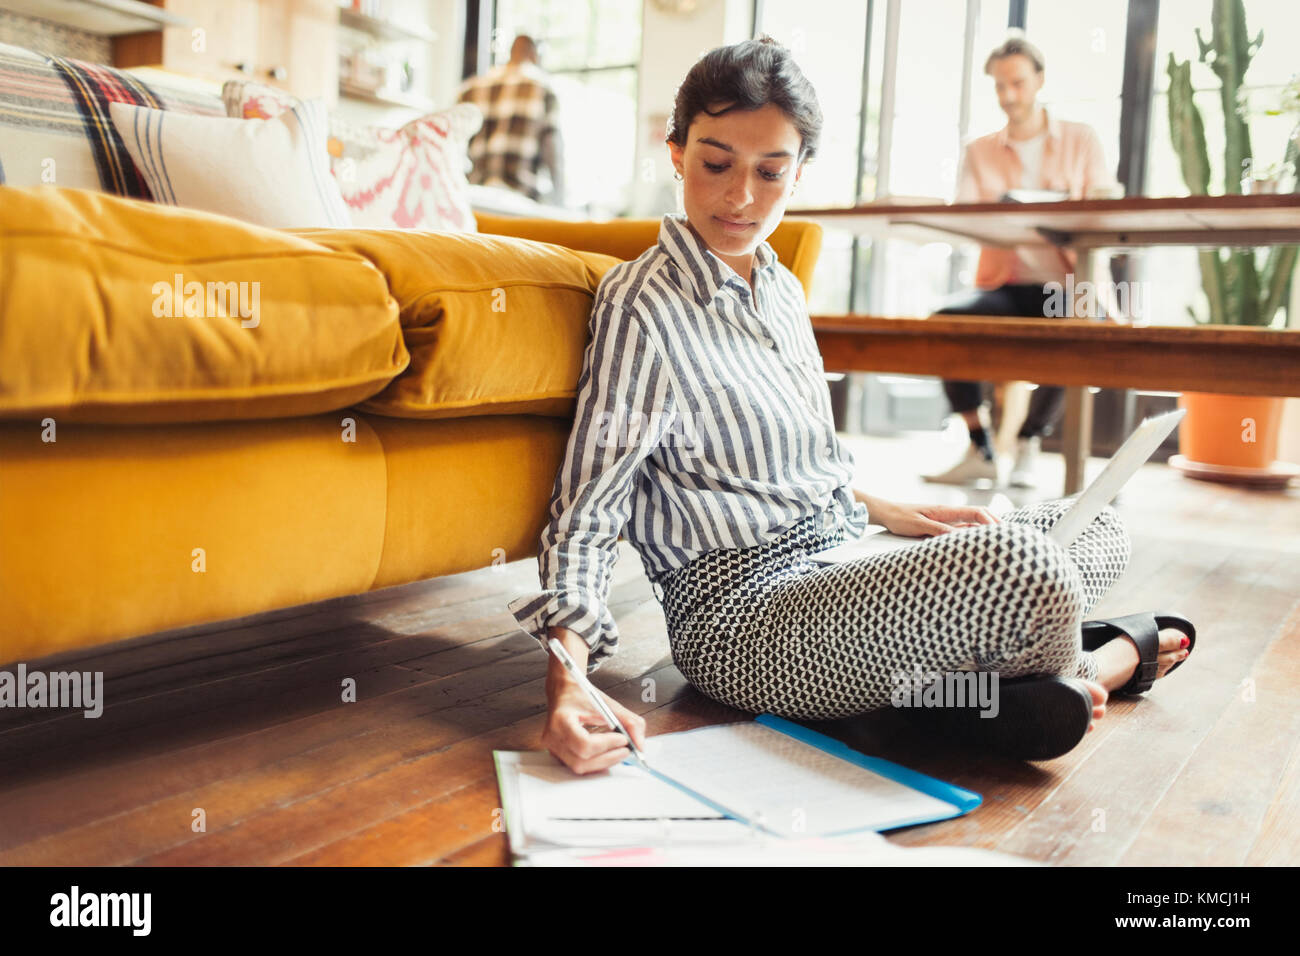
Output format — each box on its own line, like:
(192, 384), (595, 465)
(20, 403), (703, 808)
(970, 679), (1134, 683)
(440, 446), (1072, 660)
(1060, 243), (1097, 495)
(1122, 386), (1138, 440)
(1062, 386), (1093, 495)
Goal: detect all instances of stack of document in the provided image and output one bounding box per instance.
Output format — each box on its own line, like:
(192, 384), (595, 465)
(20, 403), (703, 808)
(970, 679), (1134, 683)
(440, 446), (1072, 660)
(493, 716), (1034, 866)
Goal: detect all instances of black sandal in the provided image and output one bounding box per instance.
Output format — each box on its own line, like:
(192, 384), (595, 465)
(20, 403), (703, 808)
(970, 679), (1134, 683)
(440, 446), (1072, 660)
(1081, 612), (1197, 696)
(897, 674), (1094, 761)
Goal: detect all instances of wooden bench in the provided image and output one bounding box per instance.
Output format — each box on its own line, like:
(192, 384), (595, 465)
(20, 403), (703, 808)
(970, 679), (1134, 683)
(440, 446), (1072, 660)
(811, 315), (1300, 493)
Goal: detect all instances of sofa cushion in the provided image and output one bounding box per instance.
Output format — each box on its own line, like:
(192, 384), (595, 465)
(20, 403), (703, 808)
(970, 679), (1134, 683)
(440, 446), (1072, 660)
(474, 212), (824, 302)
(358, 412), (572, 590)
(0, 411), (570, 661)
(0, 41), (223, 194)
(0, 412), (391, 662)
(224, 79), (481, 233)
(108, 98), (351, 229)
(296, 227), (619, 419)
(0, 185), (406, 424)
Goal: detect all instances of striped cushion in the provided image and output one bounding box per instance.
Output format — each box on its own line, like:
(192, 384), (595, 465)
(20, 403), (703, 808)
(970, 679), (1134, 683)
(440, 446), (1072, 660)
(0, 41), (222, 194)
(109, 98), (351, 229)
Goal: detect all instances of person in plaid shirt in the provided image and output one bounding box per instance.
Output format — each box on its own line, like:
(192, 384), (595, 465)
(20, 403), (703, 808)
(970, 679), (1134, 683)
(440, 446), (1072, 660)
(457, 35), (565, 205)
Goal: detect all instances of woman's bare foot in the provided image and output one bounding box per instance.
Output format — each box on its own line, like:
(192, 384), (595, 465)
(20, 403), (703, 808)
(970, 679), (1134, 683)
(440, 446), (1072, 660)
(1081, 628), (1191, 730)
(1079, 680), (1106, 732)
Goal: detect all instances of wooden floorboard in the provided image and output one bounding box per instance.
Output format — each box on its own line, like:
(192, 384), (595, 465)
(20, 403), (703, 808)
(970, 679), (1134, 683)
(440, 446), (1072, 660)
(1122, 602), (1300, 866)
(0, 562), (546, 734)
(1, 431), (1296, 866)
(0, 583), (651, 777)
(0, 593), (660, 854)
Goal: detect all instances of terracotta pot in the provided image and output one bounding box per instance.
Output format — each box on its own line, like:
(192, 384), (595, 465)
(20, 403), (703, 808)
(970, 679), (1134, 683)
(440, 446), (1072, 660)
(1177, 392), (1285, 468)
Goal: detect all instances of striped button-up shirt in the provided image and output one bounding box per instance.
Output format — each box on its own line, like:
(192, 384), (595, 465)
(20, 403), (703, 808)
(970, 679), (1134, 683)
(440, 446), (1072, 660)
(507, 213), (869, 669)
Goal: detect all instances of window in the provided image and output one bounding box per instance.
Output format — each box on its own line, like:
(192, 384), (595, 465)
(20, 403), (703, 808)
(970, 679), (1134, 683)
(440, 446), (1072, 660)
(1023, 0), (1128, 180)
(877, 0), (1003, 317)
(754, 1), (873, 315)
(490, 0), (642, 215)
(759, 1), (1220, 322)
(755, 2), (872, 209)
(888, 0), (968, 202)
(757, 0), (1090, 315)
(1148, 0), (1300, 198)
(1143, 0), (1300, 325)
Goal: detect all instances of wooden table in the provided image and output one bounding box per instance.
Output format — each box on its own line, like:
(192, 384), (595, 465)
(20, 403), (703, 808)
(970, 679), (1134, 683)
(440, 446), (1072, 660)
(790, 195), (1300, 494)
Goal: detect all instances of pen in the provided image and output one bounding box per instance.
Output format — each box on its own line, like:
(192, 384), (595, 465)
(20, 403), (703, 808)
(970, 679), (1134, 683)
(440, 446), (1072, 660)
(546, 637), (648, 767)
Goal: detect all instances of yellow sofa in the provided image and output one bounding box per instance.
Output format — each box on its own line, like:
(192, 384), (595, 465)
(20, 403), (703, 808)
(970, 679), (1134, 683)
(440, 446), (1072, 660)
(0, 194), (822, 665)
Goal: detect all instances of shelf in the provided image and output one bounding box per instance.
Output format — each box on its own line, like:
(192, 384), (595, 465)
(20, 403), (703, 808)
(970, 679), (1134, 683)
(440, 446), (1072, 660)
(0, 0), (189, 35)
(339, 7), (436, 44)
(338, 80), (433, 112)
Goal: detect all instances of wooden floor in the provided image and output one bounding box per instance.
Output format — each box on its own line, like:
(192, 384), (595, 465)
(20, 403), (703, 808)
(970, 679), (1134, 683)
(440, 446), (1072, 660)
(2, 430), (1297, 866)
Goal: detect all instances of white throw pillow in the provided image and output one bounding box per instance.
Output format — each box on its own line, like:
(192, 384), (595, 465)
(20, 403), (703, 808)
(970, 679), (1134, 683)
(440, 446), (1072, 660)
(108, 98), (350, 229)
(222, 80), (481, 233)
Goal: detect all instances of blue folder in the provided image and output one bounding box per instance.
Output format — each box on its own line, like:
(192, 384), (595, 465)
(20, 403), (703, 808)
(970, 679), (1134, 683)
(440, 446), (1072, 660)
(639, 713), (981, 837)
(756, 713), (982, 830)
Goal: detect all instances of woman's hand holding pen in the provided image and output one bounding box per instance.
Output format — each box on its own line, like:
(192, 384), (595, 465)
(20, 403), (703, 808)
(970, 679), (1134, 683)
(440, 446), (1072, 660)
(544, 626), (648, 775)
(855, 490), (999, 538)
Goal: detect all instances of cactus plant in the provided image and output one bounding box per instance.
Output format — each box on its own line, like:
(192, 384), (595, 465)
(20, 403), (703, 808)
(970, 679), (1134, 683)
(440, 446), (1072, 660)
(1166, 0), (1297, 326)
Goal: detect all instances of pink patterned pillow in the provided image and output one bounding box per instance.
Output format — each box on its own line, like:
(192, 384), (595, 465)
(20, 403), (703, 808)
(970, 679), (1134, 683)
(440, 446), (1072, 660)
(223, 81), (482, 233)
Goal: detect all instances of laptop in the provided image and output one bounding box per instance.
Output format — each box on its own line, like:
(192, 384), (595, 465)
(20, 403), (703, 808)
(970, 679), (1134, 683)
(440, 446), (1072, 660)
(809, 408), (1186, 566)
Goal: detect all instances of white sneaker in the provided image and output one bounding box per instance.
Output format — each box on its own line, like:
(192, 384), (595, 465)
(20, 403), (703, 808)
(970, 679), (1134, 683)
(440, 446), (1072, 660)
(923, 444), (999, 485)
(1009, 436), (1041, 488)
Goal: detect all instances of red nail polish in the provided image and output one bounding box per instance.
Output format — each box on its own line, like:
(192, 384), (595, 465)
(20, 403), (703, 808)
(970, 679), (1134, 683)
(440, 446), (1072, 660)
(1180, 636), (1190, 648)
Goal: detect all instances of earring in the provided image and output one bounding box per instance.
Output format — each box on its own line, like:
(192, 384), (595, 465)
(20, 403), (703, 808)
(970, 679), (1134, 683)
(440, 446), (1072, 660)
(673, 171), (683, 182)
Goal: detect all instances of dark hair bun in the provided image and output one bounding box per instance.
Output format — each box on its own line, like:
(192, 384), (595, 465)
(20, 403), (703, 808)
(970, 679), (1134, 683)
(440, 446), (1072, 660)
(667, 36), (822, 163)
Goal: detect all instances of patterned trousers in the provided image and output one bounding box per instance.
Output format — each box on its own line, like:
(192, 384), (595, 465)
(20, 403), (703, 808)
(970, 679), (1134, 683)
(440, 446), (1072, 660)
(648, 498), (1131, 721)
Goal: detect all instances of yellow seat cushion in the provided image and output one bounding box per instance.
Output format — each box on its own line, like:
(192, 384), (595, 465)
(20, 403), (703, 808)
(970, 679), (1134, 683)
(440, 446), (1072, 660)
(0, 185), (406, 424)
(0, 413), (390, 662)
(357, 412), (572, 588)
(0, 412), (574, 662)
(298, 227), (620, 419)
(473, 213), (824, 301)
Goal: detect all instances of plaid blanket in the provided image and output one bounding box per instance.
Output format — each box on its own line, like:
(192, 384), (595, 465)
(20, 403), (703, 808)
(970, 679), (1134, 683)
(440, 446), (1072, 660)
(47, 54), (163, 197)
(0, 41), (222, 195)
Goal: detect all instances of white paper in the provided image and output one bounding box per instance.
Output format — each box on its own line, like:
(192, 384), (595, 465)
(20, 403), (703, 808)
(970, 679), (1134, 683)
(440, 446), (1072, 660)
(523, 836), (1037, 867)
(497, 751), (751, 854)
(496, 720), (965, 859)
(646, 722), (958, 837)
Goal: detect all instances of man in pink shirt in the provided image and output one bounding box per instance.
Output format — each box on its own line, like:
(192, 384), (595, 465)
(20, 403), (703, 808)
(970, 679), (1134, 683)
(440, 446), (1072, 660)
(924, 35), (1118, 488)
